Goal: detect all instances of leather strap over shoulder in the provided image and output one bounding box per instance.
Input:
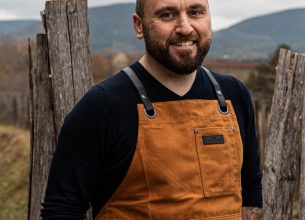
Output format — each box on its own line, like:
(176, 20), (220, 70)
(123, 66), (228, 116)
(201, 67), (228, 114)
(123, 67), (157, 118)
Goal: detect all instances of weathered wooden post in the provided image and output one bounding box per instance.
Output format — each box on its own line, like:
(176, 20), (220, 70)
(262, 49), (305, 219)
(299, 53), (305, 220)
(28, 0), (93, 219)
(28, 34), (55, 220)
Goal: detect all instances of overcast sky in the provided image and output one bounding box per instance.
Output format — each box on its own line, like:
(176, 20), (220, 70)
(0, 0), (305, 30)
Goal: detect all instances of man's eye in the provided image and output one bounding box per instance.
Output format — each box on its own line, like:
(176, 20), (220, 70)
(160, 11), (176, 19)
(189, 10), (203, 17)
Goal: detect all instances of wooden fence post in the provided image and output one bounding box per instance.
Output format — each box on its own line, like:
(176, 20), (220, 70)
(299, 53), (305, 219)
(262, 49), (305, 219)
(28, 34), (55, 220)
(45, 0), (92, 137)
(28, 0), (93, 219)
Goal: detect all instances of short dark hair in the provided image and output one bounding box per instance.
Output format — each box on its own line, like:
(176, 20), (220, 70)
(136, 0), (146, 19)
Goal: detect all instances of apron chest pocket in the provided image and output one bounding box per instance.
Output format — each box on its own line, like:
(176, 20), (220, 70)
(195, 127), (237, 197)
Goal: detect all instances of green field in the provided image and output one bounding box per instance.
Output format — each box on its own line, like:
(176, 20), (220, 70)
(0, 125), (29, 220)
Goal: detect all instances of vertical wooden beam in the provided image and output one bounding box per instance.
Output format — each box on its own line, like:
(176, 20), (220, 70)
(67, 0), (93, 101)
(28, 34), (56, 220)
(262, 49), (305, 220)
(45, 0), (75, 138)
(299, 53), (305, 220)
(28, 37), (35, 220)
(44, 0), (92, 139)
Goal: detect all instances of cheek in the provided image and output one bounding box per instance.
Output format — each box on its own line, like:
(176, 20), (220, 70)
(203, 22), (212, 37)
(147, 20), (157, 31)
(147, 20), (173, 40)
(197, 24), (212, 41)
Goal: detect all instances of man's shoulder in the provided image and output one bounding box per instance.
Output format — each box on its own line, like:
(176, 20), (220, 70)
(209, 70), (239, 87)
(65, 70), (137, 124)
(93, 70), (137, 102)
(209, 70), (250, 98)
(91, 70), (139, 112)
(204, 69), (253, 112)
(71, 71), (134, 112)
(96, 70), (132, 93)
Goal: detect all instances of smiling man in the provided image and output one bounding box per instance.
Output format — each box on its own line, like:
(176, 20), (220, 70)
(41, 0), (262, 219)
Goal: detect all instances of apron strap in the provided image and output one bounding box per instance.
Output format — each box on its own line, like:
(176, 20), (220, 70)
(123, 67), (157, 118)
(201, 67), (229, 115)
(123, 66), (229, 116)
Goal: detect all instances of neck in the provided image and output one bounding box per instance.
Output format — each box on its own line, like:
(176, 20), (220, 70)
(139, 54), (197, 97)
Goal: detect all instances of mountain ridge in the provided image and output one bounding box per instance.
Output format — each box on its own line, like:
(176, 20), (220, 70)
(0, 4), (304, 60)
(210, 8), (305, 59)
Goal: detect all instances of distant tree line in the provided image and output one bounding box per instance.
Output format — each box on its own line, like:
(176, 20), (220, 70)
(246, 44), (291, 108)
(0, 36), (143, 127)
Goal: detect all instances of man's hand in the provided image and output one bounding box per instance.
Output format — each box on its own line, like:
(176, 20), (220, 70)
(242, 207), (262, 220)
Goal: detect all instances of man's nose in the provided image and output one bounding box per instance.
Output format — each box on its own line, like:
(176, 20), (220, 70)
(175, 14), (194, 36)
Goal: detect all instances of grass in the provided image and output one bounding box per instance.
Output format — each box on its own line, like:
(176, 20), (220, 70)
(0, 124), (30, 220)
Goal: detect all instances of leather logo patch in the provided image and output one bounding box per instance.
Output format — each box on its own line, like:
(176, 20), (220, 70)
(202, 135), (224, 145)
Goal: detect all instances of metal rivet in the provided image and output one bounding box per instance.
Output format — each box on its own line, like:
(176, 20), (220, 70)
(216, 90), (222, 96)
(141, 94), (146, 99)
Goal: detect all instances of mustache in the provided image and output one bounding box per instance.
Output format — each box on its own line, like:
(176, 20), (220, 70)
(168, 34), (200, 44)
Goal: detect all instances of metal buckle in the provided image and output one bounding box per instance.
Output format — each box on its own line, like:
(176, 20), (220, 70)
(218, 105), (229, 115)
(144, 108), (157, 118)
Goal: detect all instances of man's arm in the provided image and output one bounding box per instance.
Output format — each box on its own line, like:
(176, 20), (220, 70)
(232, 77), (263, 219)
(41, 86), (106, 219)
(242, 207), (263, 220)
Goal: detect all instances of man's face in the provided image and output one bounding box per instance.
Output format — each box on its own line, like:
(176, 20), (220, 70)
(136, 0), (212, 74)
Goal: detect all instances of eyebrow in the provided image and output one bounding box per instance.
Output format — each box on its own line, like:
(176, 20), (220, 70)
(154, 6), (178, 16)
(188, 3), (207, 11)
(153, 3), (207, 16)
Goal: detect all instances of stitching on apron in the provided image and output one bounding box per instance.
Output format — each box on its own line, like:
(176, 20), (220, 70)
(137, 130), (152, 220)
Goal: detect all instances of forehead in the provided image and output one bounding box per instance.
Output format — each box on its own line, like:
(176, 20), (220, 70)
(144, 0), (209, 12)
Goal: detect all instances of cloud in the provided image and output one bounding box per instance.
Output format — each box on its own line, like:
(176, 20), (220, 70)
(88, 0), (135, 7)
(211, 16), (239, 31)
(0, 10), (17, 20)
(0, 1), (42, 19)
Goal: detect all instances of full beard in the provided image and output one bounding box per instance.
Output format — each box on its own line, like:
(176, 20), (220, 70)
(143, 27), (211, 75)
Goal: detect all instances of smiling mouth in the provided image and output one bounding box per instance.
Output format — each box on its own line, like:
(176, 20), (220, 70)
(173, 41), (195, 46)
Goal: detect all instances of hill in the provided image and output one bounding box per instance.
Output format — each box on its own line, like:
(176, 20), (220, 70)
(88, 3), (144, 53)
(0, 20), (42, 40)
(0, 4), (304, 60)
(210, 8), (305, 60)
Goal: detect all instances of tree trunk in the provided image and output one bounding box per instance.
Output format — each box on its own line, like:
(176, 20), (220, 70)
(28, 0), (93, 219)
(262, 49), (305, 220)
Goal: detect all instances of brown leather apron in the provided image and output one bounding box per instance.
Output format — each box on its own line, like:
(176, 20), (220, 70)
(96, 67), (243, 220)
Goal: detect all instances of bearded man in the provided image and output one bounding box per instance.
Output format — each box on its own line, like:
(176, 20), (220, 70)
(41, 0), (262, 219)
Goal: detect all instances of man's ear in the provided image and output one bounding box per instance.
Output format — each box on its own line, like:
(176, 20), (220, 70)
(133, 13), (144, 39)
